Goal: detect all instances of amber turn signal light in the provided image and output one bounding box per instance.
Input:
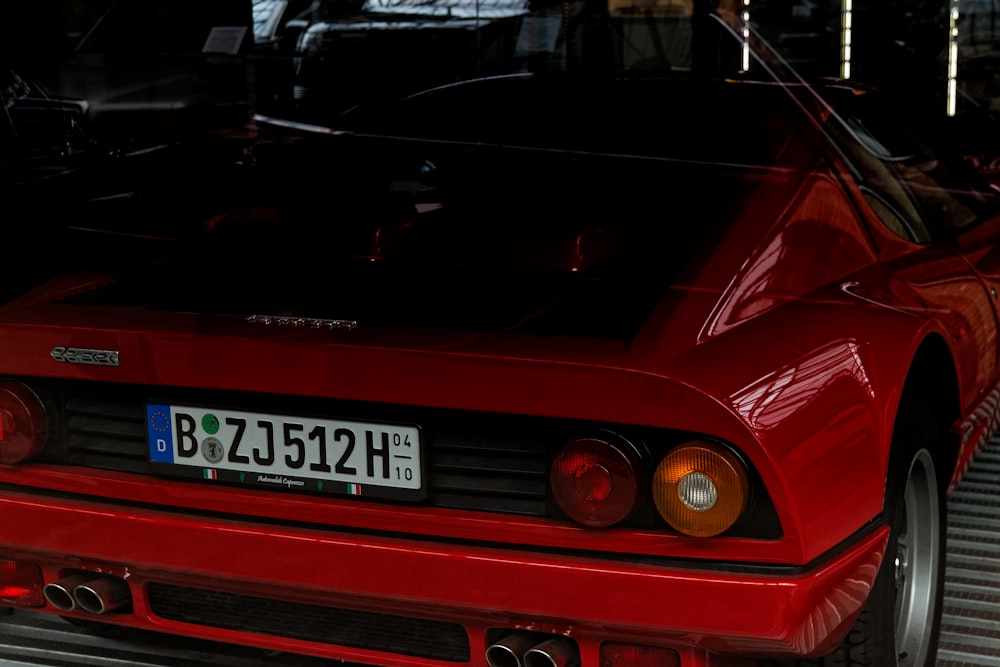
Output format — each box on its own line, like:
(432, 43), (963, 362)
(652, 441), (749, 537)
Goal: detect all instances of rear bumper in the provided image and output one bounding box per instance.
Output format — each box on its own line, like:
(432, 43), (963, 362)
(0, 489), (888, 667)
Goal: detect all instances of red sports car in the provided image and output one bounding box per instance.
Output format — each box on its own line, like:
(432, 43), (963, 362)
(2, 8), (998, 667)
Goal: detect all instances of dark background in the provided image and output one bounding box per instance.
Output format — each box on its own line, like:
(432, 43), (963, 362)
(4, 2), (1000, 162)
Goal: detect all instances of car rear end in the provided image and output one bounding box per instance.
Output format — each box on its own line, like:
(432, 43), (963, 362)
(0, 347), (888, 667)
(0, 68), (890, 666)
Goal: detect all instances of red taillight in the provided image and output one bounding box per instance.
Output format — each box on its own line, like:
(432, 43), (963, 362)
(550, 432), (644, 528)
(0, 380), (47, 464)
(0, 559), (45, 607)
(601, 643), (680, 667)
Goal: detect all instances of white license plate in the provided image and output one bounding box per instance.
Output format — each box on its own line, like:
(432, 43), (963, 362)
(146, 403), (422, 499)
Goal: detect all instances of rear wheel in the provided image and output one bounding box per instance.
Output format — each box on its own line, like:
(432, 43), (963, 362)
(833, 423), (945, 667)
(762, 413), (946, 667)
(880, 446), (944, 667)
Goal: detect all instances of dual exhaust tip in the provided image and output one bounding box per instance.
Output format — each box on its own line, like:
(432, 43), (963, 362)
(42, 573), (132, 615)
(486, 633), (580, 667)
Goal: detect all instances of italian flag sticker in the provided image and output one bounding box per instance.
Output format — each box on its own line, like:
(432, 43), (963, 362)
(347, 483), (361, 495)
(203, 469), (217, 480)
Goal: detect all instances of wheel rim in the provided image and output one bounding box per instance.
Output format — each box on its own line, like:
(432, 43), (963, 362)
(893, 449), (941, 667)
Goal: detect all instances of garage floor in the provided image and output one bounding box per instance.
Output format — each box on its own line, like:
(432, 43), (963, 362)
(939, 436), (1000, 667)
(3, 439), (1000, 667)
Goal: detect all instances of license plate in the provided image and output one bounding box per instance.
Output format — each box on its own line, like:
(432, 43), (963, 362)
(146, 403), (423, 500)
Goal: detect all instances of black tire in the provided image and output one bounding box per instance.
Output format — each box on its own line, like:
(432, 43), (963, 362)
(763, 405), (946, 667)
(857, 442), (945, 667)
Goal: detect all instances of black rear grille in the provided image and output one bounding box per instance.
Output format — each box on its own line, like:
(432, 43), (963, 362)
(431, 436), (548, 514)
(146, 582), (471, 662)
(65, 396), (150, 472)
(51, 384), (550, 516)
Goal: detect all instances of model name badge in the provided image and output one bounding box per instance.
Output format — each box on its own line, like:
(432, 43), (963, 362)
(50, 347), (120, 367)
(245, 314), (358, 330)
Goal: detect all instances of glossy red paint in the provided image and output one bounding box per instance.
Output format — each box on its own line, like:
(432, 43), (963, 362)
(0, 488), (888, 660)
(2, 76), (999, 667)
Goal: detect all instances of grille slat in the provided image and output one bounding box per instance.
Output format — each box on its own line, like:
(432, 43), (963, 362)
(433, 453), (547, 476)
(146, 583), (470, 662)
(67, 432), (149, 457)
(431, 472), (546, 496)
(65, 416), (146, 440)
(431, 492), (546, 515)
(66, 397), (148, 420)
(434, 438), (544, 454)
(68, 452), (150, 473)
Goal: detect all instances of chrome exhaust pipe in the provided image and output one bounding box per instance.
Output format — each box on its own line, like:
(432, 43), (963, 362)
(73, 576), (131, 615)
(524, 637), (581, 667)
(486, 633), (540, 667)
(43, 573), (94, 611)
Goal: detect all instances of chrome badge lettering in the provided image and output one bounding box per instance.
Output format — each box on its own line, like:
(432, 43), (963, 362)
(246, 314), (358, 331)
(50, 347), (120, 367)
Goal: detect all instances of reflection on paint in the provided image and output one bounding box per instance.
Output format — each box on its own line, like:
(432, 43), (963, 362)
(732, 340), (874, 431)
(700, 176), (875, 341)
(790, 532), (882, 654)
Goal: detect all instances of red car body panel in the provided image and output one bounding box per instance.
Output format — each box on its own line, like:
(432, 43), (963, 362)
(3, 75), (1000, 665)
(0, 485), (889, 659)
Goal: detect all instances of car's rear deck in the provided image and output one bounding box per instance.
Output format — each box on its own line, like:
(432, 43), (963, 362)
(2, 437), (1000, 667)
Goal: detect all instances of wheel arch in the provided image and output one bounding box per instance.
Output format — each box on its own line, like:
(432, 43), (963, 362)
(892, 332), (961, 496)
